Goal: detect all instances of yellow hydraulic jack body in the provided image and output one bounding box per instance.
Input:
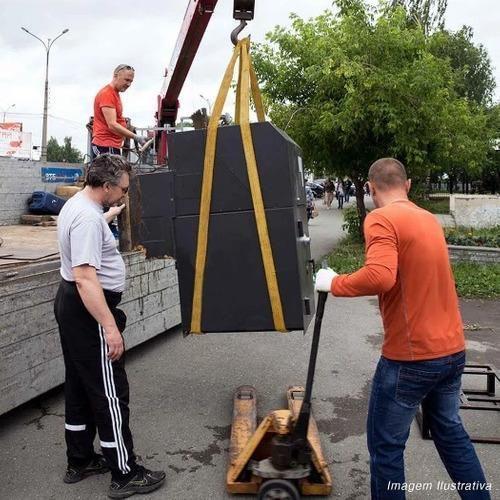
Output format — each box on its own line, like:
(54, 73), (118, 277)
(226, 293), (332, 499)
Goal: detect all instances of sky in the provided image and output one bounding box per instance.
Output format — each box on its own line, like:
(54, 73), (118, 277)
(0, 0), (498, 157)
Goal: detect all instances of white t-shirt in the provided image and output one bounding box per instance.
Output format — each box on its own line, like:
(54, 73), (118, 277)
(57, 191), (126, 292)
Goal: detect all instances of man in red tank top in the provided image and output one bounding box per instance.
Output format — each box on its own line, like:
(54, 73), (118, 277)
(315, 158), (490, 499)
(91, 64), (147, 158)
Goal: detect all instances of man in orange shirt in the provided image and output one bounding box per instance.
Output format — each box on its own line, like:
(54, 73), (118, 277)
(91, 64), (147, 159)
(315, 158), (490, 499)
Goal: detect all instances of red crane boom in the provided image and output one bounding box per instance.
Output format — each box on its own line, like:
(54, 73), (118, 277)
(156, 0), (218, 164)
(157, 0), (218, 130)
(155, 0), (255, 164)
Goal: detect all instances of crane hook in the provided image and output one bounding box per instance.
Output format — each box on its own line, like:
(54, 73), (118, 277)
(231, 0), (255, 45)
(231, 20), (247, 45)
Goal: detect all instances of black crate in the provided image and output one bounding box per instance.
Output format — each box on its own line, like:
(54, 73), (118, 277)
(129, 169), (176, 258)
(169, 122), (315, 334)
(170, 122), (307, 216)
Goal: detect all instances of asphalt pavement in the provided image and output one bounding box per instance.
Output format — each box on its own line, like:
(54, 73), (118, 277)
(0, 197), (498, 500)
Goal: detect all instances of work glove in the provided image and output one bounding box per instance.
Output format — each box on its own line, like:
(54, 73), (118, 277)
(134, 134), (148, 146)
(314, 268), (338, 293)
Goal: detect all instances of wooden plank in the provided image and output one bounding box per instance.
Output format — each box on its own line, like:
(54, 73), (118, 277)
(0, 249), (59, 261)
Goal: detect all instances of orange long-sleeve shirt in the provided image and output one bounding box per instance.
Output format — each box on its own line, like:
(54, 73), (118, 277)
(332, 200), (465, 361)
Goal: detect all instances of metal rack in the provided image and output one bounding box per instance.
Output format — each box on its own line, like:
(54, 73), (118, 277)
(416, 364), (500, 444)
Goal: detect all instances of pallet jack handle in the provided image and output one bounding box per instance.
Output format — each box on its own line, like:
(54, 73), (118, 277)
(292, 290), (328, 442)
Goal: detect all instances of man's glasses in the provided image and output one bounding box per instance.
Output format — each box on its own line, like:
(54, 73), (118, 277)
(107, 182), (129, 195)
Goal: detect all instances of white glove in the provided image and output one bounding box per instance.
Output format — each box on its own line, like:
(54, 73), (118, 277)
(314, 268), (338, 293)
(134, 134), (148, 146)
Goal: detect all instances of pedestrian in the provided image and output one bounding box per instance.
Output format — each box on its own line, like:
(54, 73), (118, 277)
(305, 184), (316, 221)
(344, 179), (352, 203)
(315, 158), (490, 499)
(91, 64), (148, 159)
(324, 178), (335, 209)
(54, 154), (166, 499)
(336, 181), (344, 209)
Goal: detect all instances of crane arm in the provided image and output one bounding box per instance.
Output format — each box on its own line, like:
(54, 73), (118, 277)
(157, 0), (218, 128)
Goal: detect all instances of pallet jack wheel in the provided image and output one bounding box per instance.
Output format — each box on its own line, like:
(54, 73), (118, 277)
(257, 479), (300, 500)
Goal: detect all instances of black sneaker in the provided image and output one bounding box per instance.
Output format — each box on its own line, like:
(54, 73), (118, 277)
(108, 466), (166, 499)
(64, 454), (109, 484)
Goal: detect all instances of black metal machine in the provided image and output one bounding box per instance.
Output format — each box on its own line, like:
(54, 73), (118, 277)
(168, 122), (315, 334)
(129, 169), (176, 258)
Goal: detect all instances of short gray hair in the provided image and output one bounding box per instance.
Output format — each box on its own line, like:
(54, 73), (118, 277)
(113, 64), (134, 75)
(85, 154), (132, 187)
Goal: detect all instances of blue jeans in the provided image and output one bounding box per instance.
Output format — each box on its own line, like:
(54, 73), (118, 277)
(367, 352), (490, 499)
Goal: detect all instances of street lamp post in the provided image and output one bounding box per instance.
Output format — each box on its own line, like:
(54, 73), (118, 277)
(1, 103), (16, 123)
(200, 94), (212, 115)
(21, 27), (69, 162)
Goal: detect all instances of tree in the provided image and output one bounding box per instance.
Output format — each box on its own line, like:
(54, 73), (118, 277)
(47, 136), (83, 163)
(481, 104), (500, 194)
(390, 0), (447, 34)
(429, 27), (495, 106)
(252, 0), (493, 225)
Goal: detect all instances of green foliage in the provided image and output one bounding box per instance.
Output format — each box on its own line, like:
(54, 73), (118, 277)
(325, 237), (500, 298)
(482, 104), (500, 193)
(47, 136), (83, 163)
(390, 0), (447, 35)
(326, 240), (365, 273)
(252, 0), (495, 195)
(341, 205), (366, 241)
(411, 196), (449, 213)
(429, 26), (495, 106)
(452, 262), (500, 298)
(445, 226), (500, 247)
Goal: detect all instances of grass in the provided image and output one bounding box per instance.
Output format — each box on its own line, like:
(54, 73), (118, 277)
(451, 262), (500, 299)
(325, 238), (500, 299)
(326, 239), (365, 274)
(412, 197), (450, 214)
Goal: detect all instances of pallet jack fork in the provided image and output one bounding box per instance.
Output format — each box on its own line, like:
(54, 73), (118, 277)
(226, 293), (332, 499)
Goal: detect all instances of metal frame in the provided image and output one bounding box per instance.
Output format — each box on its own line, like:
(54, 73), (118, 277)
(416, 364), (500, 444)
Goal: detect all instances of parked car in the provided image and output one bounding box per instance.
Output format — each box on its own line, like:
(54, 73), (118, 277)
(306, 181), (324, 198)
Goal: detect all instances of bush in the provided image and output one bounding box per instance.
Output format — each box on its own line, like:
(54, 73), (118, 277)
(326, 240), (365, 274)
(324, 237), (500, 299)
(342, 206), (365, 242)
(412, 197), (450, 214)
(445, 226), (500, 247)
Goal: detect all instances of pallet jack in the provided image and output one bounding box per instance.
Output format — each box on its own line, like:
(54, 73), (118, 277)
(226, 292), (332, 499)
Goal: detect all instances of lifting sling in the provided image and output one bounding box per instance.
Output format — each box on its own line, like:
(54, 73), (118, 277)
(190, 38), (286, 333)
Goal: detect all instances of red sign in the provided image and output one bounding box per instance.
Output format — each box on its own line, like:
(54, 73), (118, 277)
(0, 122), (22, 131)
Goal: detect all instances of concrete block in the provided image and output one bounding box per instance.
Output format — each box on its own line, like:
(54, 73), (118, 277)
(0, 250), (181, 414)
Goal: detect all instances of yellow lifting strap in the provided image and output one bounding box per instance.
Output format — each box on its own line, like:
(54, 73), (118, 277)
(190, 38), (286, 334)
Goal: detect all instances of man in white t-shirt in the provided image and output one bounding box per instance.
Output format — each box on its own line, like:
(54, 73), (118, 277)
(54, 154), (166, 499)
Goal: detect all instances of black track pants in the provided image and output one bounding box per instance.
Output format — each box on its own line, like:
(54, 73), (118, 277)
(54, 279), (137, 481)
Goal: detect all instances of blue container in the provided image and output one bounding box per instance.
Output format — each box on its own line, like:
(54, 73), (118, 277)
(28, 191), (66, 215)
